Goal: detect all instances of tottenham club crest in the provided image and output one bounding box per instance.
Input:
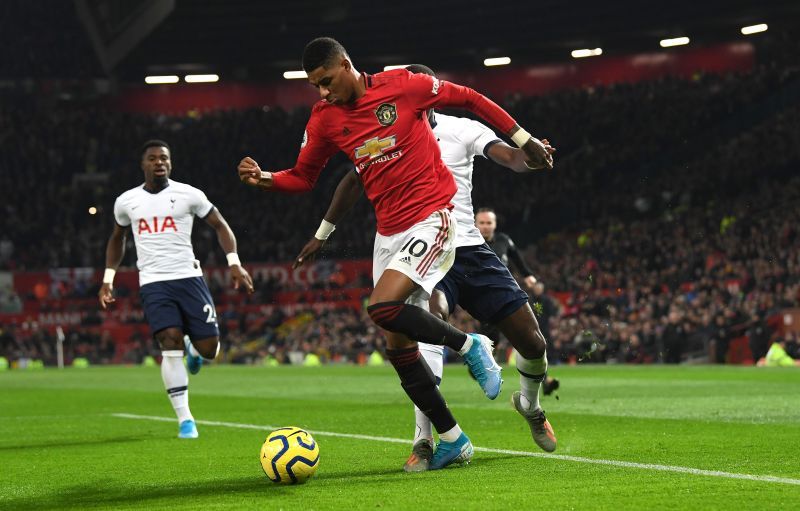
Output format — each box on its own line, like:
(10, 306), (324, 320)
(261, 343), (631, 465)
(375, 103), (397, 127)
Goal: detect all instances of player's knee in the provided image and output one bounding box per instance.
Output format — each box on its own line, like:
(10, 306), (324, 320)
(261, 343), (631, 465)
(429, 304), (448, 323)
(428, 291), (449, 323)
(193, 337), (220, 359)
(155, 328), (183, 351)
(367, 301), (406, 330)
(506, 325), (547, 359)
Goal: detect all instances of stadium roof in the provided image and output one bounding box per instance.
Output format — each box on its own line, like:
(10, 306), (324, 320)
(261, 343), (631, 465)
(81, 0), (800, 80)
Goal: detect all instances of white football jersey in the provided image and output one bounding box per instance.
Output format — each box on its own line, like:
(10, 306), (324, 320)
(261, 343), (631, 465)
(114, 179), (214, 286)
(432, 113), (501, 248)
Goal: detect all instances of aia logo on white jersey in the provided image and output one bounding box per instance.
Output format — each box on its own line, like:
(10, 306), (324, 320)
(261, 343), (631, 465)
(138, 216), (178, 234)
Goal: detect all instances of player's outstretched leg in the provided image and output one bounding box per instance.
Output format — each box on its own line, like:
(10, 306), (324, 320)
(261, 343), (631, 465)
(368, 300), (502, 399)
(499, 304), (557, 452)
(404, 344), (443, 472)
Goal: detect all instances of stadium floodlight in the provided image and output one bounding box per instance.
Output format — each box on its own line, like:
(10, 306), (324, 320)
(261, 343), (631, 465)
(484, 57), (511, 67)
(283, 70), (308, 79)
(571, 48), (603, 58)
(384, 65), (411, 71)
(184, 74), (219, 83)
(659, 37), (690, 48)
(741, 23), (768, 35)
(88, 206), (97, 215)
(145, 75), (179, 84)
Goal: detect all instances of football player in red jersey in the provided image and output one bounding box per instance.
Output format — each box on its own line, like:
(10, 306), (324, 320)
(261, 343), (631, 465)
(238, 37), (553, 470)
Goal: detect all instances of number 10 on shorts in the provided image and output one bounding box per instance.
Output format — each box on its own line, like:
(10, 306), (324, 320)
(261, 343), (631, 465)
(400, 237), (429, 257)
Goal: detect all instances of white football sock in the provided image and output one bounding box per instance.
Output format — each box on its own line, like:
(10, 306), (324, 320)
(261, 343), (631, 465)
(439, 424), (463, 443)
(413, 345), (444, 444)
(457, 334), (473, 356)
(161, 350), (193, 423)
(516, 351), (548, 411)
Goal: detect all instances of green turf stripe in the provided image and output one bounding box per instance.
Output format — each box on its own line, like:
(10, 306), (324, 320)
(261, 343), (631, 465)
(111, 413), (800, 487)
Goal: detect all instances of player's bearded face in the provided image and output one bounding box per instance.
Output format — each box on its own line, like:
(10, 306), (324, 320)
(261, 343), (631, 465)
(142, 147), (171, 185)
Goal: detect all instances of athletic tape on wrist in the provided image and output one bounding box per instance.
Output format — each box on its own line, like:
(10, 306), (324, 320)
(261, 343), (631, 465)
(315, 219), (336, 241)
(226, 253), (241, 267)
(103, 268), (116, 285)
(511, 128), (533, 148)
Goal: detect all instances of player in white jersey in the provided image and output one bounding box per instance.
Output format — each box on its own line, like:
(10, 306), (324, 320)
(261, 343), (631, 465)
(293, 65), (557, 471)
(98, 140), (254, 439)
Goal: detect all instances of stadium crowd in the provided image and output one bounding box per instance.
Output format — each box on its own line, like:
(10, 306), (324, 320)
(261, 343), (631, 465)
(2, 28), (800, 368)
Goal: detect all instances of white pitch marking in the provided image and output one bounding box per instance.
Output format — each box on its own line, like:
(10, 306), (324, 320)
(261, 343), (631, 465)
(111, 413), (800, 486)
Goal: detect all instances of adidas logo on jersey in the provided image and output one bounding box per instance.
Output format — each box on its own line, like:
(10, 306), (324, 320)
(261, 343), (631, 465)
(399, 256), (412, 265)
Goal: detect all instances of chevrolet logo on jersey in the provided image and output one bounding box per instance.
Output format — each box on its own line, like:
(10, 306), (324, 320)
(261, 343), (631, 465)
(375, 103), (398, 126)
(355, 135), (397, 160)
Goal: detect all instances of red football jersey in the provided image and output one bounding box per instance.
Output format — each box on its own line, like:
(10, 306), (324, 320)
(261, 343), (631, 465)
(271, 69), (517, 235)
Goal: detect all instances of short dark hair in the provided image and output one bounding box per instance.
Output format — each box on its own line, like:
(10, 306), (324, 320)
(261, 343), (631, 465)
(405, 64), (435, 77)
(302, 37), (348, 72)
(140, 139), (170, 158)
(476, 207), (495, 215)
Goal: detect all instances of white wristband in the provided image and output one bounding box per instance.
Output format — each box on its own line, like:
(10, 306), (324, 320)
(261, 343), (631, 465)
(314, 219), (336, 241)
(103, 268), (116, 285)
(511, 128), (533, 148)
(226, 253), (242, 267)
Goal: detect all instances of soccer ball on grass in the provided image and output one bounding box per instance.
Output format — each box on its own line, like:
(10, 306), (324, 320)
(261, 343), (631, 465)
(260, 427), (320, 484)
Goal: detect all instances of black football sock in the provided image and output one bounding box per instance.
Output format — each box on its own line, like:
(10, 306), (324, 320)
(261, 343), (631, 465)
(386, 347), (457, 434)
(368, 301), (468, 352)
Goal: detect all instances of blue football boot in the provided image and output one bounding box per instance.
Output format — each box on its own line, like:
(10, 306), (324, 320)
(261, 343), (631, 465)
(178, 419), (198, 439)
(429, 433), (473, 470)
(462, 334), (503, 399)
(184, 336), (202, 375)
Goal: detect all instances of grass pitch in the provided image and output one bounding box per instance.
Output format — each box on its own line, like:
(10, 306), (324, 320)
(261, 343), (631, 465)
(1, 364), (798, 510)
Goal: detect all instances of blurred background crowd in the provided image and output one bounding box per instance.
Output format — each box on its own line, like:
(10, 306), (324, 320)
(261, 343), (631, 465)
(2, 2), (799, 369)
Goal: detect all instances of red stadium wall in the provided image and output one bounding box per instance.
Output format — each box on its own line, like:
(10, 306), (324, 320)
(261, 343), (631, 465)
(3, 261), (372, 332)
(10, 261), (372, 298)
(111, 42), (755, 113)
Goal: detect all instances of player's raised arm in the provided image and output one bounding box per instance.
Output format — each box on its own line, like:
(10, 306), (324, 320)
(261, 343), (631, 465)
(294, 169), (364, 268)
(486, 139), (556, 173)
(203, 209), (254, 294)
(238, 111), (338, 193)
(405, 72), (554, 170)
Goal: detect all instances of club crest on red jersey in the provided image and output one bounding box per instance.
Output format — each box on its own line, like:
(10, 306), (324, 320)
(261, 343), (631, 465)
(375, 103), (397, 127)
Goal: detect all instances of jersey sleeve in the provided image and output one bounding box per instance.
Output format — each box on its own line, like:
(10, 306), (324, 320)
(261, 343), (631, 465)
(405, 71), (517, 134)
(461, 119), (502, 159)
(113, 196), (131, 227)
(189, 188), (214, 218)
(271, 108), (338, 193)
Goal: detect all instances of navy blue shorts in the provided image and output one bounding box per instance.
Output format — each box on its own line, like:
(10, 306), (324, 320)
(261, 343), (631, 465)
(434, 243), (529, 324)
(139, 277), (219, 340)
